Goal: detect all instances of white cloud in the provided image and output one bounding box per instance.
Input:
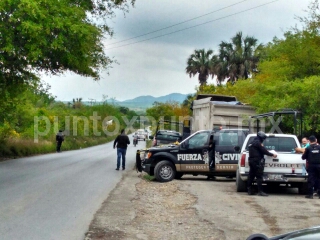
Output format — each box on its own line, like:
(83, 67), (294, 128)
(43, 0), (311, 101)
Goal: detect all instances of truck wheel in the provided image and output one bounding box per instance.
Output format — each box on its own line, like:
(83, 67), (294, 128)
(298, 182), (308, 195)
(175, 172), (184, 179)
(154, 160), (175, 182)
(236, 169), (247, 192)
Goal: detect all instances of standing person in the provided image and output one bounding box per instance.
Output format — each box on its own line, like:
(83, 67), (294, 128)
(247, 131), (277, 196)
(113, 129), (130, 170)
(295, 137), (310, 153)
(302, 137), (310, 148)
(208, 134), (215, 170)
(302, 135), (320, 199)
(56, 130), (64, 152)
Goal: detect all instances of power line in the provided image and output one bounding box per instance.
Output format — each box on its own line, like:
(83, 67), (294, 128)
(106, 0), (279, 50)
(106, 0), (250, 46)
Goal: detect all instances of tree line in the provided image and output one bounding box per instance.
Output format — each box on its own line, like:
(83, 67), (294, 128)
(184, 0), (320, 136)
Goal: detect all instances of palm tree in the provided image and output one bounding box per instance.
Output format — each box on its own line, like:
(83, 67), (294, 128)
(213, 32), (263, 84)
(186, 49), (214, 86)
(72, 97), (83, 108)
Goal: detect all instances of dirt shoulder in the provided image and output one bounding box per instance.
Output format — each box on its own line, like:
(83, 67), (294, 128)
(84, 170), (225, 240)
(85, 170), (320, 240)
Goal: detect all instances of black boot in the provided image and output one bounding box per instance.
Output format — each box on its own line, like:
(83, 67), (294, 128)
(247, 187), (255, 195)
(258, 191), (268, 197)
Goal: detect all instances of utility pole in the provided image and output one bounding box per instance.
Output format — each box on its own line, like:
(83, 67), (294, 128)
(88, 98), (96, 106)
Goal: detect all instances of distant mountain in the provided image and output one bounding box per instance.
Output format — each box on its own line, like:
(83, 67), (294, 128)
(62, 93), (190, 112)
(123, 93), (188, 103)
(123, 95), (155, 103)
(116, 93), (189, 112)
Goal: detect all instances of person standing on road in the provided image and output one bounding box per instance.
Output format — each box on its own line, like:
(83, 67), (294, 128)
(247, 131), (277, 197)
(56, 130), (64, 153)
(302, 135), (320, 199)
(113, 129), (130, 171)
(208, 134), (215, 170)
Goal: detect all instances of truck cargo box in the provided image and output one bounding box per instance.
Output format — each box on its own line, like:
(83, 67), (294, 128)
(191, 95), (256, 133)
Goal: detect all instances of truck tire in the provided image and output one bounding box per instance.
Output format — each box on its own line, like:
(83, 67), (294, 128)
(154, 160), (175, 182)
(174, 172), (184, 179)
(298, 182), (308, 195)
(236, 169), (247, 192)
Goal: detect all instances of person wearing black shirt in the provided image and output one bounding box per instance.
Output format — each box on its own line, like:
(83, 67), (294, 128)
(56, 130), (64, 152)
(247, 131), (277, 196)
(113, 129), (130, 170)
(302, 135), (320, 199)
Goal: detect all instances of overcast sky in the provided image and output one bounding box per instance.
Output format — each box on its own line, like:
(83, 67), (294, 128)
(43, 0), (311, 102)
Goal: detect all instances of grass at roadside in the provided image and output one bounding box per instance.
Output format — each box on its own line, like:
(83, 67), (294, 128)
(143, 174), (155, 181)
(0, 135), (117, 160)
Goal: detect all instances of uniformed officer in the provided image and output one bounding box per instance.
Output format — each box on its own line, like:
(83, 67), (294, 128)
(302, 135), (320, 199)
(247, 131), (277, 196)
(208, 134), (215, 170)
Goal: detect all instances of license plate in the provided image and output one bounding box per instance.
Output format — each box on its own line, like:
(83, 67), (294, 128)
(267, 174), (283, 180)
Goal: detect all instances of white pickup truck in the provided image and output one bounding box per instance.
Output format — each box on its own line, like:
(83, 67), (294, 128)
(236, 133), (308, 194)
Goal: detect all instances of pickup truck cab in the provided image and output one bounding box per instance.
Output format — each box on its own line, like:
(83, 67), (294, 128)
(140, 129), (249, 182)
(236, 133), (308, 194)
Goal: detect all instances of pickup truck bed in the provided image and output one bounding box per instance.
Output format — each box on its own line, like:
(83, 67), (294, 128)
(236, 134), (308, 194)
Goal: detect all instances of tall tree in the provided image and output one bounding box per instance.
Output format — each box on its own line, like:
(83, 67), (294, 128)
(0, 0), (135, 84)
(213, 32), (263, 84)
(0, 0), (135, 123)
(186, 49), (214, 86)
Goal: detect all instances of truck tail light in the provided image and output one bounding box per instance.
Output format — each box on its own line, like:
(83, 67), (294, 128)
(240, 153), (246, 167)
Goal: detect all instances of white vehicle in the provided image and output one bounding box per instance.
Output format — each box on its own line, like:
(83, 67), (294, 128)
(236, 133), (308, 194)
(136, 129), (146, 141)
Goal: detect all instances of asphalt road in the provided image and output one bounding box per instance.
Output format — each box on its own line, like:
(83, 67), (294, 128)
(0, 136), (144, 240)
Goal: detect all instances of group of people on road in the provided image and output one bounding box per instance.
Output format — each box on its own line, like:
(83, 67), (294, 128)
(247, 132), (320, 198)
(55, 128), (133, 171)
(57, 126), (320, 198)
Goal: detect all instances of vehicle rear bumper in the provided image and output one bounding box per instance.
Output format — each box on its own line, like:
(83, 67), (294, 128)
(240, 172), (308, 183)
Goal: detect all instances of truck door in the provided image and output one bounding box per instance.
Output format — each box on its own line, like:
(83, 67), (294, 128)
(214, 130), (242, 172)
(178, 131), (211, 172)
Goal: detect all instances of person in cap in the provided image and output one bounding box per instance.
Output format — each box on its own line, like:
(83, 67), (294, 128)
(302, 135), (320, 199)
(56, 130), (65, 152)
(247, 131), (277, 196)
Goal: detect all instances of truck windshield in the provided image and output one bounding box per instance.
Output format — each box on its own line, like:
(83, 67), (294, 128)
(218, 132), (239, 146)
(245, 137), (298, 152)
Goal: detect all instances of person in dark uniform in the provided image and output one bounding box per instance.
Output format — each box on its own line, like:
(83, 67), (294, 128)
(302, 135), (320, 199)
(208, 134), (215, 170)
(56, 130), (64, 152)
(247, 131), (277, 196)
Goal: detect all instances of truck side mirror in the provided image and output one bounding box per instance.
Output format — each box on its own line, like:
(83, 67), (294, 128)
(149, 135), (153, 140)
